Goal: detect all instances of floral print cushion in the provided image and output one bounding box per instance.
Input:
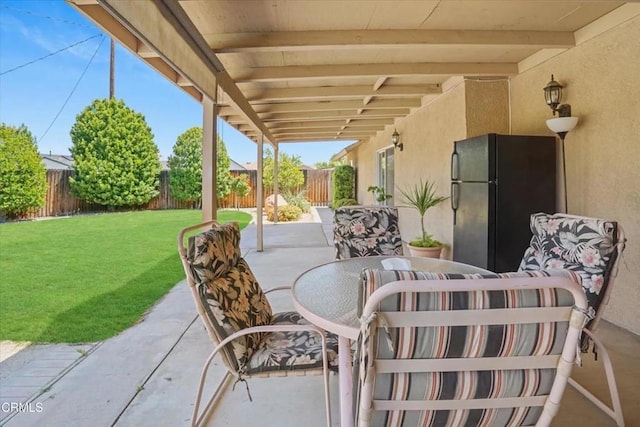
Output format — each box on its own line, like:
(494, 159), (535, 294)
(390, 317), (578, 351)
(518, 212), (619, 322)
(247, 311), (339, 374)
(334, 206), (404, 259)
(188, 223), (273, 373)
(188, 221), (242, 281)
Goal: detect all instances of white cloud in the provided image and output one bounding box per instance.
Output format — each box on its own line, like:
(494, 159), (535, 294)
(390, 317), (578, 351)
(0, 9), (106, 63)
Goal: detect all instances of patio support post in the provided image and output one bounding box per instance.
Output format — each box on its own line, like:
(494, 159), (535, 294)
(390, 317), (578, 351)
(256, 135), (264, 251)
(273, 143), (279, 224)
(202, 94), (218, 222)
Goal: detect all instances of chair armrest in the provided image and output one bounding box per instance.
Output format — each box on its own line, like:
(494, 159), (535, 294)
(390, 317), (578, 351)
(205, 324), (327, 366)
(263, 285), (292, 294)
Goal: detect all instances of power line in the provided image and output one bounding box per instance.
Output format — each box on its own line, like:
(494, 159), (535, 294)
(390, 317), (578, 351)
(39, 35), (106, 142)
(0, 5), (95, 29)
(0, 33), (102, 76)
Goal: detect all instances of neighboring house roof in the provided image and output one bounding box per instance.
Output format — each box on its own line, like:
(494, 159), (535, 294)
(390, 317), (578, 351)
(229, 159), (246, 170)
(40, 154), (74, 170)
(39, 154), (241, 172)
(243, 162), (257, 170)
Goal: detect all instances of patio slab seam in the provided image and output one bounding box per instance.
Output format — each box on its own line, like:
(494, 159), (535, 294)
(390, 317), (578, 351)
(0, 342), (101, 425)
(110, 315), (199, 426)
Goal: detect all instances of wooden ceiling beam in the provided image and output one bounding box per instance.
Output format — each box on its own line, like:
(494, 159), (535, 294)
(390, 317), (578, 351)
(136, 42), (160, 58)
(272, 126), (384, 135)
(308, 130), (375, 135)
(223, 115), (245, 124)
(260, 108), (412, 122)
(244, 84), (440, 102)
(373, 77), (387, 91)
(252, 98), (420, 114)
(276, 136), (365, 143)
(234, 62), (518, 82)
(267, 118), (394, 130)
(207, 29), (575, 53)
(276, 132), (374, 139)
(176, 75), (192, 87)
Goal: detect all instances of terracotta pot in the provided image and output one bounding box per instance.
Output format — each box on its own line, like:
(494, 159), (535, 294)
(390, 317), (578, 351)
(407, 244), (443, 258)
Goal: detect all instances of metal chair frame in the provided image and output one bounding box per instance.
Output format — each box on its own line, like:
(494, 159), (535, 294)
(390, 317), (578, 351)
(356, 274), (588, 427)
(543, 214), (627, 426)
(178, 220), (332, 427)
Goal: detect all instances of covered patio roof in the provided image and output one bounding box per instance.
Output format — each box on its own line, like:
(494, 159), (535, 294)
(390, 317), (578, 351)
(68, 0), (635, 147)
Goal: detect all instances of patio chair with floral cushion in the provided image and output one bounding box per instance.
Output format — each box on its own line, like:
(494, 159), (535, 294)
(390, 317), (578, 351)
(333, 206), (404, 259)
(354, 268), (588, 427)
(518, 212), (627, 426)
(178, 220), (339, 427)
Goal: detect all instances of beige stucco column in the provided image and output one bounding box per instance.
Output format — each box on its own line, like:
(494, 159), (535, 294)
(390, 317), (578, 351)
(256, 135), (264, 251)
(202, 94), (218, 222)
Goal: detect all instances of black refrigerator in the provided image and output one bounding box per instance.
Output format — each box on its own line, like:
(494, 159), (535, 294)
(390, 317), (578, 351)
(451, 134), (556, 272)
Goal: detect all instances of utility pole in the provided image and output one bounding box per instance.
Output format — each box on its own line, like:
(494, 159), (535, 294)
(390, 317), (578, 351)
(109, 38), (115, 98)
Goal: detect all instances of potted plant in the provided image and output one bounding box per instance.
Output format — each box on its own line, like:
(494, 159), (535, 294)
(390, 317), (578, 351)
(367, 185), (392, 205)
(398, 179), (449, 258)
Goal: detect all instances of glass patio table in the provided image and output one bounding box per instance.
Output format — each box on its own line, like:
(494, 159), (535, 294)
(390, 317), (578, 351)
(292, 256), (490, 427)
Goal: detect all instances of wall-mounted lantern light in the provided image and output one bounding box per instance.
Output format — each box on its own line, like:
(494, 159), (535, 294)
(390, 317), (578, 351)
(544, 74), (579, 213)
(391, 129), (403, 151)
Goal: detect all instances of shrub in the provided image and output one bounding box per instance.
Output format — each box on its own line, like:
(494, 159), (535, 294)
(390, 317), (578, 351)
(332, 165), (354, 208)
(266, 205), (302, 222)
(282, 189), (311, 213)
(69, 98), (161, 208)
(0, 124), (47, 218)
(332, 198), (358, 209)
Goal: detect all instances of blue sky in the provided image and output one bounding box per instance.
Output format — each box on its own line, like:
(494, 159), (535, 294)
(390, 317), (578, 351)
(0, 0), (354, 165)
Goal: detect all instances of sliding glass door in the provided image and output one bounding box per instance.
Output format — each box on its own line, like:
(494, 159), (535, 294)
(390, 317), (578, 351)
(376, 146), (395, 206)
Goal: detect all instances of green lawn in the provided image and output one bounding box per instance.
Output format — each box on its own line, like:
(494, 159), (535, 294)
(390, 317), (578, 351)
(0, 209), (252, 343)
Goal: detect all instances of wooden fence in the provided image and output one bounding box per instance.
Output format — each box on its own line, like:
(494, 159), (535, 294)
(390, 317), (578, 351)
(218, 169), (333, 209)
(26, 169), (332, 218)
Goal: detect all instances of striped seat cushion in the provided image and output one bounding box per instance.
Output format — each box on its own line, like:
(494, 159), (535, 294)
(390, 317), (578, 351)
(356, 268), (580, 427)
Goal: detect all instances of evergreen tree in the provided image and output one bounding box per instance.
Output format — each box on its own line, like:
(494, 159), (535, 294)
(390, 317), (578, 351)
(216, 133), (232, 199)
(167, 126), (232, 205)
(167, 127), (202, 207)
(0, 124), (47, 218)
(69, 98), (161, 208)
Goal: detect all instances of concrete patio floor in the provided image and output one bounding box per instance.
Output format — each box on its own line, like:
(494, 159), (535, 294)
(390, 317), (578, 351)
(2, 208), (639, 426)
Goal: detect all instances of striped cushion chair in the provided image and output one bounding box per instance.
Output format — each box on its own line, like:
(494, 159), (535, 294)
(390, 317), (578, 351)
(333, 206), (404, 259)
(354, 268), (588, 427)
(178, 221), (338, 427)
